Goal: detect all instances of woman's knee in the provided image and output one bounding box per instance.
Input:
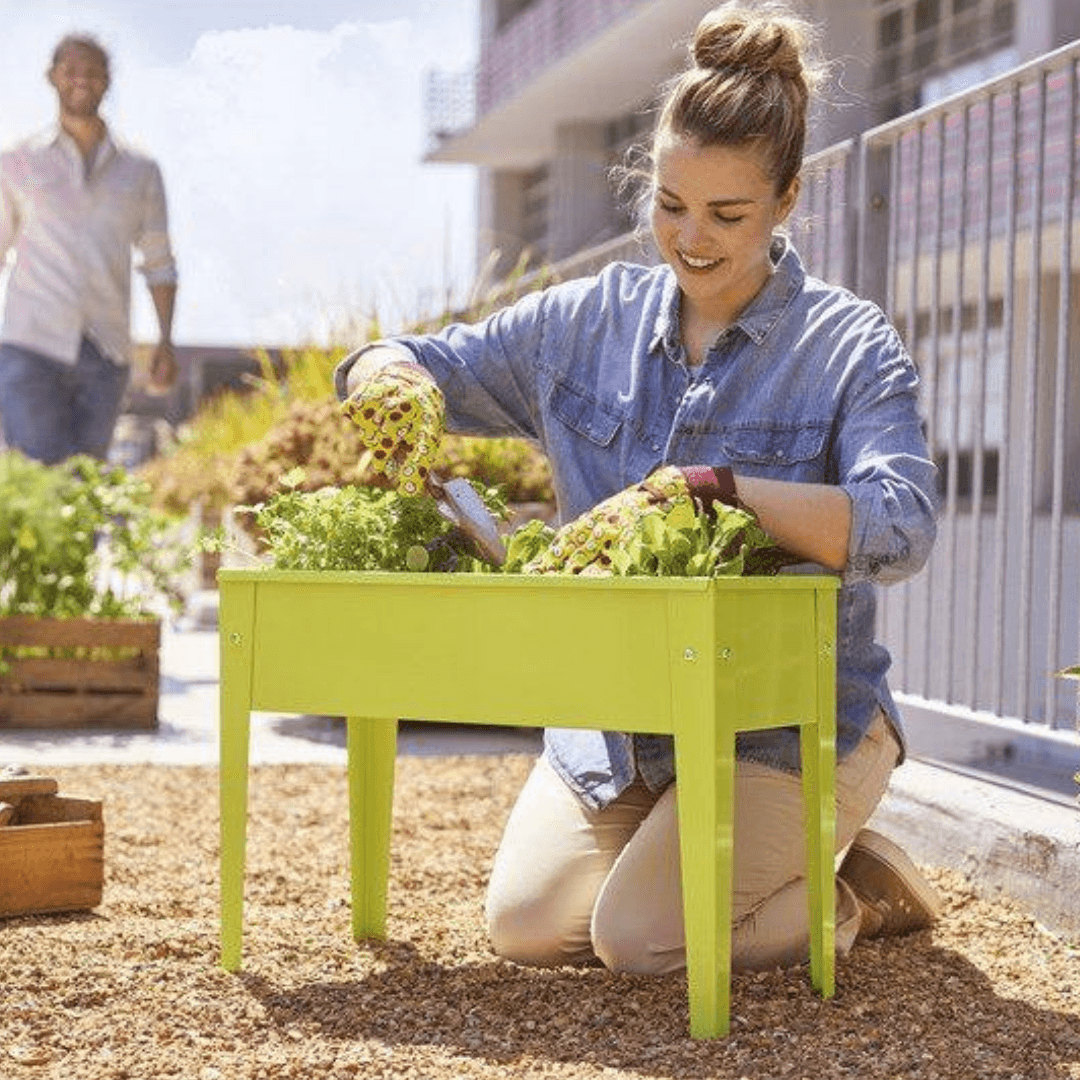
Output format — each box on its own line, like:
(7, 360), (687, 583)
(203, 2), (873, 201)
(592, 920), (682, 975)
(485, 893), (587, 967)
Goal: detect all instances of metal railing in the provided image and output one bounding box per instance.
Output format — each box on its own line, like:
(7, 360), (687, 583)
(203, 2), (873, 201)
(529, 41), (1080, 751)
(793, 40), (1080, 740)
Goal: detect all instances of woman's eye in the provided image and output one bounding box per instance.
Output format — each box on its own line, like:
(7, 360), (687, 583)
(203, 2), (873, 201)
(658, 201), (683, 214)
(714, 213), (745, 225)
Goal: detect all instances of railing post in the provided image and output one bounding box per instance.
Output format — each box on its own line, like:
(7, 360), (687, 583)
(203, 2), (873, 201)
(856, 136), (893, 310)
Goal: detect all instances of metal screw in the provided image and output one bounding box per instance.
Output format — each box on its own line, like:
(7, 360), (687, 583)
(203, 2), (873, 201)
(683, 648), (698, 661)
(229, 632), (242, 646)
(718, 647), (732, 660)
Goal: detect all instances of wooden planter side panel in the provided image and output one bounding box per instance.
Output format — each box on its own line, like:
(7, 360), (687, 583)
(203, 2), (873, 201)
(0, 617), (160, 730)
(0, 795), (104, 917)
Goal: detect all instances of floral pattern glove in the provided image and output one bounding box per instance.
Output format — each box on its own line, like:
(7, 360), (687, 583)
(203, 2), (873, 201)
(342, 363), (446, 496)
(525, 465), (692, 575)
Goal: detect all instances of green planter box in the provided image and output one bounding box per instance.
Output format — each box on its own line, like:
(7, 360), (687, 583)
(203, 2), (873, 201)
(218, 569), (839, 1038)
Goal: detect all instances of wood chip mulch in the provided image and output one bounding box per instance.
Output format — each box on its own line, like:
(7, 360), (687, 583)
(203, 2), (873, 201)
(1, 757), (1078, 1079)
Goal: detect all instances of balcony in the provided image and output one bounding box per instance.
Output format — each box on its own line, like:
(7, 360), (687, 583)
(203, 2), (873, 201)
(424, 0), (714, 168)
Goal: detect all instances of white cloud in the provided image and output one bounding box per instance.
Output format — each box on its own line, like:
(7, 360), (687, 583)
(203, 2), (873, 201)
(1, 4), (478, 346)
(126, 16), (476, 344)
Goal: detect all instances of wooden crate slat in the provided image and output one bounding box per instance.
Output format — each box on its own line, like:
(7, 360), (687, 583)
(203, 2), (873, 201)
(3, 655), (158, 693)
(0, 819), (104, 916)
(0, 616), (160, 650)
(16, 794), (104, 825)
(0, 690), (158, 728)
(0, 776), (60, 800)
(0, 616), (160, 730)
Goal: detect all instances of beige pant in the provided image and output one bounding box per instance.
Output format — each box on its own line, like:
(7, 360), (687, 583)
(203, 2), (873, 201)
(485, 712), (900, 973)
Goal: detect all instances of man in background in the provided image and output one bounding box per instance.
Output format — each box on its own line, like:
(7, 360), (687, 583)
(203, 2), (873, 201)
(0, 33), (178, 464)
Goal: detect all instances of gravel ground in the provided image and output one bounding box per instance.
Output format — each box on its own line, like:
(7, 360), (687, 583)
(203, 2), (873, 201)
(2, 756), (1078, 1080)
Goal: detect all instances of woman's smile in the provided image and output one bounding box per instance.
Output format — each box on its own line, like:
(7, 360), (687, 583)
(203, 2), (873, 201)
(676, 249), (723, 272)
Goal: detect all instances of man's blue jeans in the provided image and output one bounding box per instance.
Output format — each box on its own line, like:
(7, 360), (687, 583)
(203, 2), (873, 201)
(0, 337), (130, 464)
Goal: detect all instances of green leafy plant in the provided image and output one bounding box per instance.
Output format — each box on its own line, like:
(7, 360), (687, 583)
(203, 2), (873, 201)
(605, 501), (798, 578)
(503, 501), (795, 577)
(235, 474), (504, 574)
(139, 335), (556, 518)
(248, 482), (794, 582)
(1057, 665), (1080, 797)
(0, 452), (187, 619)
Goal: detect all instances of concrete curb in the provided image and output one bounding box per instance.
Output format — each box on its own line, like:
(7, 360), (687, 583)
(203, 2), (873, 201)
(870, 758), (1080, 939)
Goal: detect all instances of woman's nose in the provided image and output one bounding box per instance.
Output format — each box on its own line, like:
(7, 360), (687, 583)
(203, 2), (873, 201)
(677, 215), (709, 251)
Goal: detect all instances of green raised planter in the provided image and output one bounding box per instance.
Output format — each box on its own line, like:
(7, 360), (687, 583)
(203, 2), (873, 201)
(217, 569), (839, 1038)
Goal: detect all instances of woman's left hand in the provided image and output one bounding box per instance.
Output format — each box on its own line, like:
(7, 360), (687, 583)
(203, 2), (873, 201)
(525, 466), (692, 574)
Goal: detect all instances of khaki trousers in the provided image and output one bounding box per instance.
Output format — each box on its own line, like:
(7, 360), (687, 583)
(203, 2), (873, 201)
(485, 712), (900, 973)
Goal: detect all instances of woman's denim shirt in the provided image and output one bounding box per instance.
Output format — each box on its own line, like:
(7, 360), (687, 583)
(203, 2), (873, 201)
(335, 238), (939, 810)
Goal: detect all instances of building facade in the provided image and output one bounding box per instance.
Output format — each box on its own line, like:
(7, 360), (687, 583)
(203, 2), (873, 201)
(425, 0), (1079, 282)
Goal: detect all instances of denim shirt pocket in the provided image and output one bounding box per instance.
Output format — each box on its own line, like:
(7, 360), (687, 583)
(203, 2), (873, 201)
(549, 380), (622, 447)
(720, 420), (831, 481)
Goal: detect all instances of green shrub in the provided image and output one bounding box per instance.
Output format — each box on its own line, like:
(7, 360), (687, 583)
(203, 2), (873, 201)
(0, 452), (187, 618)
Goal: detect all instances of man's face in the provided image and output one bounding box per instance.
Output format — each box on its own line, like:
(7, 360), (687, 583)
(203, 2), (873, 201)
(49, 44), (109, 119)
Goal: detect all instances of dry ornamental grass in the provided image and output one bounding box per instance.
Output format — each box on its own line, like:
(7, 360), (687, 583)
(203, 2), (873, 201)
(1, 756), (1078, 1079)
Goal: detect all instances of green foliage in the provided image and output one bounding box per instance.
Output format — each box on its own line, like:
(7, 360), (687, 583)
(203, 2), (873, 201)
(139, 346), (348, 516)
(503, 501), (795, 578)
(433, 434), (553, 504)
(0, 452), (188, 618)
(606, 501), (798, 578)
(249, 483), (795, 582)
(502, 519), (558, 572)
(142, 348), (555, 517)
(238, 477), (503, 574)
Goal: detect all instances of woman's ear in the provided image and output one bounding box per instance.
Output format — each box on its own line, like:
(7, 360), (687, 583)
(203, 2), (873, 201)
(776, 176), (801, 224)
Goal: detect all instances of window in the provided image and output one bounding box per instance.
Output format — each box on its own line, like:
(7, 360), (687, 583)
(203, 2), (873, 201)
(496, 0), (540, 32)
(873, 0), (1015, 118)
(520, 165), (549, 265)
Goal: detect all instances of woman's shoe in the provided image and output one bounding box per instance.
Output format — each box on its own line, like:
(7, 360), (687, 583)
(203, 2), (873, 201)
(840, 828), (941, 938)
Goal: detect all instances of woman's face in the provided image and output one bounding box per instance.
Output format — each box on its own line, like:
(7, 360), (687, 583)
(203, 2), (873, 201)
(649, 132), (798, 325)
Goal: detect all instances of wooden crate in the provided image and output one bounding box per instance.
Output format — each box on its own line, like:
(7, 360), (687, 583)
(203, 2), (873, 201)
(0, 774), (104, 917)
(0, 616), (160, 729)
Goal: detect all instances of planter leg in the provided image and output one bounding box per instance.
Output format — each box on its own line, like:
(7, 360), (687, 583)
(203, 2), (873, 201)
(347, 717), (397, 941)
(675, 728), (736, 1038)
(219, 582), (256, 971)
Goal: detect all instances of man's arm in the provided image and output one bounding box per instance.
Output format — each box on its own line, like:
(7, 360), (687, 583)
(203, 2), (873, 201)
(147, 281), (177, 393)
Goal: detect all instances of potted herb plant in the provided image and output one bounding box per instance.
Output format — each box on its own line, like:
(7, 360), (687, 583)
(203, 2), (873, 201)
(0, 452), (187, 730)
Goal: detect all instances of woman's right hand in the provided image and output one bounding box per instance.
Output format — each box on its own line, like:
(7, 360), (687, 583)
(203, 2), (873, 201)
(342, 361), (446, 496)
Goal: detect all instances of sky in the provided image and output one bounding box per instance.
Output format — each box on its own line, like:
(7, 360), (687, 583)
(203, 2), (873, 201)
(0, 0), (479, 347)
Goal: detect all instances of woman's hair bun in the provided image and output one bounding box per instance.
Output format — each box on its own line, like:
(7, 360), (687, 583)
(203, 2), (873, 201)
(690, 3), (809, 85)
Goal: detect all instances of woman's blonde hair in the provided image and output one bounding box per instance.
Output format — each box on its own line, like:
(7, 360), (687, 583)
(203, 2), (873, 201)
(654, 2), (825, 196)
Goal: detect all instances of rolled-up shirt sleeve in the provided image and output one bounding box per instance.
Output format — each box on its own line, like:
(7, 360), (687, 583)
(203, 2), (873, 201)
(337, 287), (549, 441)
(0, 157), (17, 262)
(836, 325), (939, 586)
(135, 161), (177, 286)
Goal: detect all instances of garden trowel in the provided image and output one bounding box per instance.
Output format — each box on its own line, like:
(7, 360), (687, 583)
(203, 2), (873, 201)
(428, 473), (506, 566)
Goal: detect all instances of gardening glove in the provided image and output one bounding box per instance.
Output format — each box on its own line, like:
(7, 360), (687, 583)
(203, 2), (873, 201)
(523, 466), (687, 575)
(342, 362), (446, 497)
(525, 465), (749, 575)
